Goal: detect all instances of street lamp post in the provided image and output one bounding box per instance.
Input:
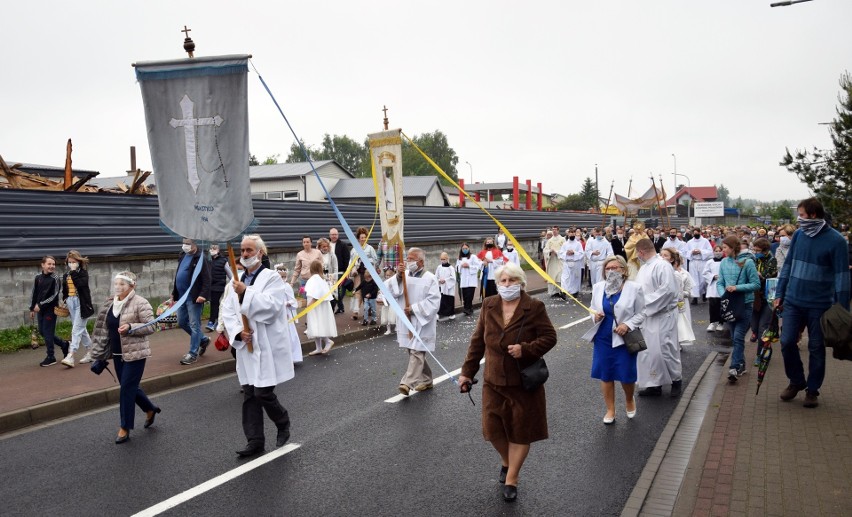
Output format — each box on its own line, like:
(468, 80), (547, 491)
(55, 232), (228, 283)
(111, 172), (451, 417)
(672, 171), (692, 221)
(671, 153), (677, 199)
(465, 161), (473, 184)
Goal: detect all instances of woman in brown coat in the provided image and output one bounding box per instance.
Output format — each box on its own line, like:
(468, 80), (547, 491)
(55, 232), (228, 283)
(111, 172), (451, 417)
(90, 271), (160, 444)
(459, 262), (558, 503)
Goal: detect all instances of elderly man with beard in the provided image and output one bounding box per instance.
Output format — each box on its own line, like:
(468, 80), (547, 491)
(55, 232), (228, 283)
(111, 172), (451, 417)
(634, 238), (683, 397)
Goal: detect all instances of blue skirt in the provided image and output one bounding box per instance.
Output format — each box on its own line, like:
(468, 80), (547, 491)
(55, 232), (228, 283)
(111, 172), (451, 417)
(590, 292), (637, 383)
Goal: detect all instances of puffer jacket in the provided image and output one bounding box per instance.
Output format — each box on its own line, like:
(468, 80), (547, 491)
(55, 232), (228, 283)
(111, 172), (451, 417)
(90, 291), (155, 362)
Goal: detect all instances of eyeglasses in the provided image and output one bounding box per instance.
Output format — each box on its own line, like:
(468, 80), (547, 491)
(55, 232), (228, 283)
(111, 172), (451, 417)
(604, 266), (623, 272)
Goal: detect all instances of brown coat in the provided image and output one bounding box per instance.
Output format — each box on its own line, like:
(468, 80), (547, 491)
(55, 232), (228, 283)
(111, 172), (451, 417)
(461, 291), (557, 386)
(461, 291), (558, 444)
(91, 291), (155, 362)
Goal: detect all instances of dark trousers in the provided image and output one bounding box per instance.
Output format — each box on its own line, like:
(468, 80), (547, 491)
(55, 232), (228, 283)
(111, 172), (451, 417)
(461, 287), (476, 315)
(333, 285), (346, 312)
(484, 280), (497, 298)
(37, 309), (64, 358)
(242, 385), (290, 446)
(208, 290), (224, 324)
(708, 298), (721, 324)
(438, 294), (455, 317)
(114, 357), (155, 430)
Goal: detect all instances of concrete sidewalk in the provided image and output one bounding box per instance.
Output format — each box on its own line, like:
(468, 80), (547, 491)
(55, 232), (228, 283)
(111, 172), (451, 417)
(0, 271), (553, 434)
(626, 335), (852, 516)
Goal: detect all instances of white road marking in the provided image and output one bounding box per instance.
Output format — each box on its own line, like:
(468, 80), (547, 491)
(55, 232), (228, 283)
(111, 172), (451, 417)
(131, 443), (301, 517)
(560, 315), (592, 329)
(385, 358), (485, 403)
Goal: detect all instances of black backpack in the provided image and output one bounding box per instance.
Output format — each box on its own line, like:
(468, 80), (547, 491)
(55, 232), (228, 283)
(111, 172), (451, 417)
(821, 304), (852, 360)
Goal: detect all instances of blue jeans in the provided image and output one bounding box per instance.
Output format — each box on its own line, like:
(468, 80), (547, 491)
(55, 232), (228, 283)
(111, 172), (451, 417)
(363, 298), (377, 322)
(114, 357), (156, 430)
(177, 299), (203, 357)
(727, 303), (753, 371)
(780, 302), (826, 394)
(66, 296), (92, 353)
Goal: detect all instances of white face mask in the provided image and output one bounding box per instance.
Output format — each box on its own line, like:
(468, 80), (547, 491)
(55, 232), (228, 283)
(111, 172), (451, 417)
(240, 253), (260, 269)
(605, 270), (624, 295)
(210, 249), (219, 257)
(497, 284), (522, 301)
(181, 244), (192, 253)
(406, 261), (420, 274)
(68, 262), (79, 271)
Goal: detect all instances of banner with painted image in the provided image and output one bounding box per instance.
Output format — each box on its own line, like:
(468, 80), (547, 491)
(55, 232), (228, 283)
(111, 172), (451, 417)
(134, 54), (255, 243)
(368, 129), (406, 250)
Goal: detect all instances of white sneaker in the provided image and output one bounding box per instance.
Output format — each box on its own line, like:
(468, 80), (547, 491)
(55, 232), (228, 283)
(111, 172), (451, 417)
(449, 314), (455, 320)
(707, 323), (716, 332)
(79, 351), (93, 363)
(715, 322), (725, 332)
(61, 355), (75, 368)
(384, 329), (391, 335)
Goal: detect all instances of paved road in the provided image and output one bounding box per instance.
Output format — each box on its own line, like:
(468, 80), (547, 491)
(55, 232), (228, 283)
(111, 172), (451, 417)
(0, 293), (728, 516)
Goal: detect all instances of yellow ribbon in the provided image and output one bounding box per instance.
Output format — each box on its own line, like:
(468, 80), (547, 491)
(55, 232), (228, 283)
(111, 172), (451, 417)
(401, 132), (594, 315)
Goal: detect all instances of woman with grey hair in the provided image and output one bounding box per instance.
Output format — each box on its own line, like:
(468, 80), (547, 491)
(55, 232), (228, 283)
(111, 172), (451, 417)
(460, 261), (558, 502)
(89, 271), (159, 444)
(582, 255), (645, 424)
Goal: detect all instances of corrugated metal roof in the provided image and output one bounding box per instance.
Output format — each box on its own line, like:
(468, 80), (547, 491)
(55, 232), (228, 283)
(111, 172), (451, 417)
(0, 189), (687, 262)
(328, 176), (441, 200)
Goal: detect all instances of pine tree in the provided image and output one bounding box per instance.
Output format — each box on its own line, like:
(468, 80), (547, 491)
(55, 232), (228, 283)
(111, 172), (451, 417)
(781, 72), (852, 223)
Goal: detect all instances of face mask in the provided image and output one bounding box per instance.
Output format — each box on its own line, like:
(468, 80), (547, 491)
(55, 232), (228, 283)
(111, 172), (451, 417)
(210, 250), (218, 257)
(595, 236), (602, 241)
(569, 235), (575, 241)
(616, 233), (623, 238)
(755, 252), (764, 259)
(780, 236), (791, 246)
(406, 261), (420, 274)
(653, 234), (660, 238)
(240, 254), (260, 269)
(670, 235), (676, 240)
(68, 262), (79, 271)
(497, 284), (522, 301)
(604, 270), (624, 295)
(486, 243), (494, 249)
(507, 247), (514, 251)
(713, 252), (723, 259)
(441, 261), (450, 267)
(181, 244), (192, 253)
(462, 249), (470, 255)
(693, 234), (700, 239)
(750, 231), (757, 236)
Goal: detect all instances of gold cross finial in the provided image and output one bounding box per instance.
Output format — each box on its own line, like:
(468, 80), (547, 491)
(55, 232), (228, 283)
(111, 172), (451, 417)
(382, 105), (389, 130)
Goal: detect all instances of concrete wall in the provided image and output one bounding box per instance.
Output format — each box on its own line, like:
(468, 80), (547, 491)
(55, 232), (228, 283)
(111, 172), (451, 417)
(1, 237), (542, 330)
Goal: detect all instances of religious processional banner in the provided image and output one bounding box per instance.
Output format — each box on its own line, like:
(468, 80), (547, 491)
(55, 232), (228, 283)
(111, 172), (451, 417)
(368, 129), (406, 248)
(134, 55), (255, 243)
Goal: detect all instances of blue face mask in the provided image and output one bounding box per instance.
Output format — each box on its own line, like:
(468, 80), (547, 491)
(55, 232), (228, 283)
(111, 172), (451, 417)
(754, 252), (764, 259)
(462, 249), (469, 255)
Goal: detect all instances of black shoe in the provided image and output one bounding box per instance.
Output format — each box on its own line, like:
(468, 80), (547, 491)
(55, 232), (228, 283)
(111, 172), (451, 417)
(236, 443), (264, 457)
(59, 340), (70, 357)
(199, 337), (210, 356)
(638, 386), (663, 397)
(361, 321), (368, 326)
(691, 298), (698, 305)
(144, 407), (162, 429)
(803, 391), (819, 408)
(115, 431), (130, 444)
(40, 356), (57, 367)
(503, 484), (518, 502)
(276, 427), (290, 447)
(670, 380), (682, 397)
(498, 466), (509, 484)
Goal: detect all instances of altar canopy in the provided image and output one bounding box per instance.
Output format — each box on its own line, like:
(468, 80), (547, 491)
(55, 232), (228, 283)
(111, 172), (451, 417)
(134, 54), (255, 243)
(613, 185), (667, 213)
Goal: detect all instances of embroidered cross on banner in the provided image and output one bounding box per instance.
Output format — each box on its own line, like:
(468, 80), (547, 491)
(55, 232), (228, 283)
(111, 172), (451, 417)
(169, 94), (223, 193)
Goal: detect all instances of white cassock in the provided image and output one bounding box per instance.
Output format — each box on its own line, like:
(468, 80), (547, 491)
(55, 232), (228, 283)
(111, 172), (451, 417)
(503, 248), (520, 266)
(456, 255), (481, 288)
(545, 236), (565, 295)
(661, 237), (689, 257)
(434, 263), (457, 296)
(585, 237), (614, 285)
(388, 271), (441, 351)
(675, 269), (696, 344)
(636, 255), (681, 388)
(702, 260), (722, 302)
(223, 268), (294, 388)
(282, 283), (303, 363)
(581, 280), (646, 346)
(684, 237), (714, 298)
(558, 239), (585, 294)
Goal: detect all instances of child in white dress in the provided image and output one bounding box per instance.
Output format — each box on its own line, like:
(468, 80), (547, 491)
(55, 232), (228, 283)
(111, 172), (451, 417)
(304, 261), (338, 355)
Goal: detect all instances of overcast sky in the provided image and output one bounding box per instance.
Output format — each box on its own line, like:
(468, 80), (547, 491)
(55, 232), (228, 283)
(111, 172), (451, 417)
(3, 0), (850, 203)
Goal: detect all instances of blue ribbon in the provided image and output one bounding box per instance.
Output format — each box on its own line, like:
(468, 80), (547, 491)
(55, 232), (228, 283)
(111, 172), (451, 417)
(128, 254), (204, 334)
(253, 64), (459, 386)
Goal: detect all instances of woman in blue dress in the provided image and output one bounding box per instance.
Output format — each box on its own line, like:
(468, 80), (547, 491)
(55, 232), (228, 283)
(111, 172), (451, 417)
(582, 256), (646, 424)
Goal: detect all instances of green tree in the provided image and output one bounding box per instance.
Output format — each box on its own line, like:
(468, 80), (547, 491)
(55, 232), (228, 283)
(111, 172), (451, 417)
(556, 193), (594, 211)
(716, 184), (730, 205)
(249, 153), (259, 166)
(401, 130), (459, 184)
(579, 177), (598, 209)
(263, 153), (281, 165)
(285, 140), (312, 163)
(301, 134), (370, 177)
(781, 72), (852, 223)
(771, 202), (794, 222)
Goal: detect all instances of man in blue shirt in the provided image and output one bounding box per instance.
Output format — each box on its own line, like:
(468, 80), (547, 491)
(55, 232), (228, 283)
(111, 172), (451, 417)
(171, 238), (211, 365)
(775, 198), (851, 408)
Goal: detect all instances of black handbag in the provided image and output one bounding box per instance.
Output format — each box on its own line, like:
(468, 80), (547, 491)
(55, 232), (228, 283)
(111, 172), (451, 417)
(720, 267), (746, 323)
(610, 295), (646, 354)
(512, 316), (549, 391)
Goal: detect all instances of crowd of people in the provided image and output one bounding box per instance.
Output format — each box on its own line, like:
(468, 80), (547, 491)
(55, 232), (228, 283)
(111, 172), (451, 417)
(25, 197), (850, 503)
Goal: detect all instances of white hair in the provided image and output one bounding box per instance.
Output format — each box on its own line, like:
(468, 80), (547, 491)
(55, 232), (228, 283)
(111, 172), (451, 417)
(242, 234), (267, 255)
(494, 262), (527, 288)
